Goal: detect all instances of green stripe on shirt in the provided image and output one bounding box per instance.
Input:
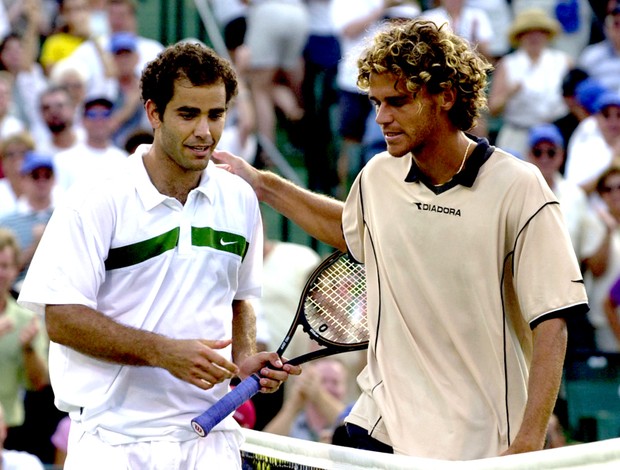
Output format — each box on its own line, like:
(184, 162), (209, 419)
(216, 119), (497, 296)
(105, 226), (248, 270)
(191, 226), (249, 259)
(105, 227), (180, 270)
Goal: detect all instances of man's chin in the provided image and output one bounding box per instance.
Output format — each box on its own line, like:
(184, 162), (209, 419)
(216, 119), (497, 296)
(386, 145), (408, 158)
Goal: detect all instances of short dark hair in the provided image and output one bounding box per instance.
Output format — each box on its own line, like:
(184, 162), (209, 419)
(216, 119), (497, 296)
(140, 41), (238, 118)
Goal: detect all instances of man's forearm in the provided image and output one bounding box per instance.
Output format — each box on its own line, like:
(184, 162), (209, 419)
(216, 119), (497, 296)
(232, 299), (257, 366)
(259, 171), (347, 251)
(45, 304), (169, 367)
(22, 346), (49, 390)
(507, 318), (567, 454)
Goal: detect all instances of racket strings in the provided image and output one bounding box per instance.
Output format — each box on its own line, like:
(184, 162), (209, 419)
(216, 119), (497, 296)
(304, 259), (368, 345)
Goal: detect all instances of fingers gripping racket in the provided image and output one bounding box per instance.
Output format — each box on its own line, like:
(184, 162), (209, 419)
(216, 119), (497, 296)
(191, 251), (368, 437)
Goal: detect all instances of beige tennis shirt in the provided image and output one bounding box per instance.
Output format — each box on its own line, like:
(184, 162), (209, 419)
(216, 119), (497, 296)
(342, 138), (588, 460)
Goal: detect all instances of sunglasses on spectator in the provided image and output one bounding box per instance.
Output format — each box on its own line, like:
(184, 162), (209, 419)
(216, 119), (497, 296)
(531, 148), (558, 158)
(30, 168), (53, 180)
(85, 109), (113, 120)
(600, 184), (620, 194)
(601, 107), (620, 119)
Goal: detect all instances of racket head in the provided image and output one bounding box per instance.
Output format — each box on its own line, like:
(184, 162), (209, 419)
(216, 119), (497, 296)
(293, 251), (368, 351)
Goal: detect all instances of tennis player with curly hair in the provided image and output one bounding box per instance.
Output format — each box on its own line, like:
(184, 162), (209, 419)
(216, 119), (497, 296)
(214, 19), (588, 459)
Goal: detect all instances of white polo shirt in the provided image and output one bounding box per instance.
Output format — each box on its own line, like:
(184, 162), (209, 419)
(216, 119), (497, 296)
(342, 137), (588, 459)
(18, 145), (263, 445)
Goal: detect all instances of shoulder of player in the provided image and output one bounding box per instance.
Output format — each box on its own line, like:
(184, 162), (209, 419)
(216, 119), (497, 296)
(487, 148), (553, 193)
(208, 162), (258, 199)
(58, 159), (135, 213)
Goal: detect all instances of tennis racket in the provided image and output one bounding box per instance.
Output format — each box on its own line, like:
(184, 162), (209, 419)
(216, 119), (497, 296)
(191, 250), (368, 437)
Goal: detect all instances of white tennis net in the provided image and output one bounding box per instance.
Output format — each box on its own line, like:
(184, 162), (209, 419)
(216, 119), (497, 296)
(240, 429), (620, 469)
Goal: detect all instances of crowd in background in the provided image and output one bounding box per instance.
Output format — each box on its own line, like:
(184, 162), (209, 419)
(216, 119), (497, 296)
(1, 0), (620, 467)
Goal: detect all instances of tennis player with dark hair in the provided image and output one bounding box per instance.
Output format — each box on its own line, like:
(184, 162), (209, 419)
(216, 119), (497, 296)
(213, 19), (589, 459)
(17, 41), (299, 469)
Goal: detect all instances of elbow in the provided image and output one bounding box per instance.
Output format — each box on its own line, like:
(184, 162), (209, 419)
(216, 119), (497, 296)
(44, 306), (66, 344)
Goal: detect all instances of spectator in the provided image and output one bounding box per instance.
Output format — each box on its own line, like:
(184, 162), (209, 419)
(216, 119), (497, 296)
(512, 0), (595, 60)
(263, 358), (349, 443)
(88, 0), (110, 38)
(107, 32), (151, 149)
(48, 60), (88, 128)
(467, 0), (512, 60)
(209, 0), (248, 66)
(578, 5), (620, 94)
(489, 8), (572, 157)
(584, 166), (620, 353)
(421, 0), (494, 60)
(0, 152), (56, 291)
(39, 0), (92, 75)
(562, 78), (609, 184)
(53, 97), (128, 192)
(552, 67), (591, 166)
(64, 0), (164, 102)
(243, 0), (309, 149)
(0, 228), (49, 450)
(565, 91), (620, 193)
(0, 4), (49, 143)
(0, 72), (25, 139)
(301, 0), (341, 194)
(0, 402), (45, 470)
(36, 85), (85, 156)
(0, 133), (34, 219)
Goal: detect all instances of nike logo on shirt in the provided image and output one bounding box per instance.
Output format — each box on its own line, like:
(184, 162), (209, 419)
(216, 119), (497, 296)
(220, 239), (238, 246)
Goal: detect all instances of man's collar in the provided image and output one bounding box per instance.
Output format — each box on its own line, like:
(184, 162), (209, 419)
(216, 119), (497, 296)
(404, 135), (494, 193)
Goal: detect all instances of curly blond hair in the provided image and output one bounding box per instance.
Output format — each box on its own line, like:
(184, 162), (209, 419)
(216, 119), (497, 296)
(357, 19), (492, 131)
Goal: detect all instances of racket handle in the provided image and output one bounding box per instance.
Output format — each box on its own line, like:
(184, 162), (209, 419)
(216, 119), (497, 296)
(191, 374), (261, 437)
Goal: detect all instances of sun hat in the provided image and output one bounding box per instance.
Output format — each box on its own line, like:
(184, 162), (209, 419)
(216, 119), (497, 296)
(508, 8), (561, 47)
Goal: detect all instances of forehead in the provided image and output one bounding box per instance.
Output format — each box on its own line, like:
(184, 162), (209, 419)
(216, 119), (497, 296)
(0, 244), (16, 262)
(42, 90), (70, 104)
(369, 72), (404, 92)
(603, 172), (620, 184)
(168, 78), (227, 109)
(532, 139), (558, 147)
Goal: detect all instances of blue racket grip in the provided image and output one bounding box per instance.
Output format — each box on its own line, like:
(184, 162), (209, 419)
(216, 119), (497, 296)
(191, 374), (261, 437)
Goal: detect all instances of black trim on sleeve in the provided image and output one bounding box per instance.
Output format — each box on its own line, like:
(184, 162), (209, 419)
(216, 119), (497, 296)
(530, 303), (590, 330)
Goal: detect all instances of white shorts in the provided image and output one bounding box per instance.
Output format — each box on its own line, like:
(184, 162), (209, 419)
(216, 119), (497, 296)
(64, 421), (243, 470)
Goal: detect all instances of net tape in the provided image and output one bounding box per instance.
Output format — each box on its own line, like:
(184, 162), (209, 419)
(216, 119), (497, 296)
(240, 429), (620, 469)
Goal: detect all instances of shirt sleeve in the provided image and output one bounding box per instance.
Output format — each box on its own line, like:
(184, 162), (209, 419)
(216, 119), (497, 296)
(342, 171), (366, 263)
(17, 191), (113, 315)
(512, 198), (589, 325)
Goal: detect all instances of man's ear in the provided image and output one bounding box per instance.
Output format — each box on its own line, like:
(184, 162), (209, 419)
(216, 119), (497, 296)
(438, 86), (457, 112)
(145, 99), (161, 129)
